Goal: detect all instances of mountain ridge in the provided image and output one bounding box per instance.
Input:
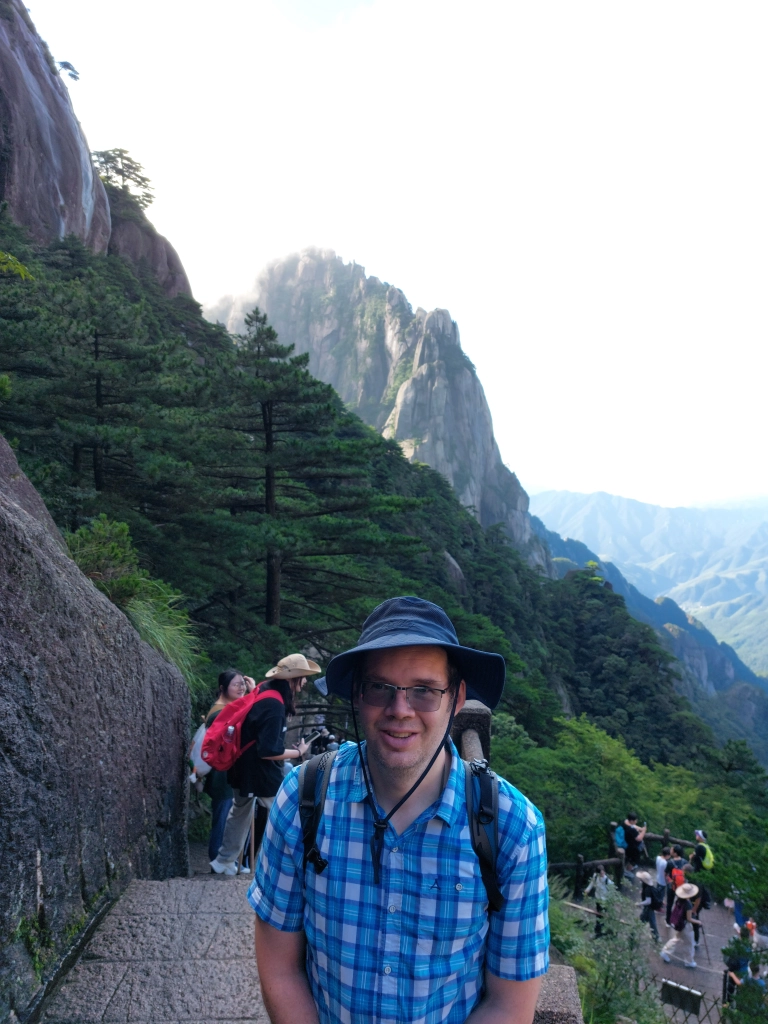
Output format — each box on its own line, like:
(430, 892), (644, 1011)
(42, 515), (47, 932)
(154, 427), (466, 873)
(531, 487), (768, 676)
(207, 248), (551, 570)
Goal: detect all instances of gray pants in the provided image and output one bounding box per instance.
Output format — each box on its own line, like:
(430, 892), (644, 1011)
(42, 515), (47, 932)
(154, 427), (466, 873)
(215, 794), (274, 866)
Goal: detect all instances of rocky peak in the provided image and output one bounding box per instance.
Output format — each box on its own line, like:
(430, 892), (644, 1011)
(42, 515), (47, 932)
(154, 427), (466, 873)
(0, 1), (191, 298)
(208, 248), (550, 569)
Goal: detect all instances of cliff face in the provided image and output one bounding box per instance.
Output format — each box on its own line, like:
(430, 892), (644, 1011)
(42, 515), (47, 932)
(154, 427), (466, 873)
(106, 189), (191, 299)
(0, 1), (191, 298)
(209, 249), (549, 567)
(0, 437), (189, 1018)
(0, 0), (110, 252)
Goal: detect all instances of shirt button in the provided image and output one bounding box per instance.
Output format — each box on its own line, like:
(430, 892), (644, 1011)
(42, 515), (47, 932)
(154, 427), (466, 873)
(389, 905), (396, 913)
(384, 966), (392, 975)
(392, 847), (398, 853)
(455, 883), (463, 891)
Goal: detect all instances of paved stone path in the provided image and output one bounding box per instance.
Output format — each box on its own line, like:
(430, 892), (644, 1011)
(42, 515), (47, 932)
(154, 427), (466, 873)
(43, 845), (268, 1023)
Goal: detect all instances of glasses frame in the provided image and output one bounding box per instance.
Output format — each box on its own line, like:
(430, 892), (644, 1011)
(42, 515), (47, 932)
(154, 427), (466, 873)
(360, 680), (448, 712)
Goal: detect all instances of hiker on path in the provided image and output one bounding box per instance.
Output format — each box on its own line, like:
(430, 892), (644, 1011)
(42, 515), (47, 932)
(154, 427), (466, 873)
(250, 596), (549, 1024)
(204, 669), (255, 863)
(635, 870), (661, 941)
(661, 882), (699, 969)
(665, 845), (687, 926)
(210, 654), (320, 876)
(623, 813), (647, 872)
(585, 863), (614, 937)
(691, 829), (714, 873)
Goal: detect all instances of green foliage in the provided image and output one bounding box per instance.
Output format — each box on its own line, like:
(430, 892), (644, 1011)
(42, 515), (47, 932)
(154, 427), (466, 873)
(13, 915), (54, 981)
(576, 893), (665, 1024)
(92, 149), (153, 209)
(0, 250), (33, 279)
(66, 516), (206, 694)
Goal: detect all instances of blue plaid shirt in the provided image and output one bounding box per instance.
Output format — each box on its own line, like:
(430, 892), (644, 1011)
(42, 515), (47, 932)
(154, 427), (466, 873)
(249, 741), (549, 1024)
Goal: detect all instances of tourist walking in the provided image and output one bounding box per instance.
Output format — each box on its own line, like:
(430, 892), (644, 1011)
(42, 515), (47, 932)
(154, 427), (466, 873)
(585, 863), (614, 937)
(665, 844), (687, 925)
(661, 882), (699, 968)
(251, 596), (549, 1024)
(210, 654), (319, 876)
(203, 669), (254, 863)
(636, 870), (661, 941)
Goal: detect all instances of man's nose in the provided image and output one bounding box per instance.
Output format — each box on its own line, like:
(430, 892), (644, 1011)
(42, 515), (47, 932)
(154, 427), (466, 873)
(387, 688), (414, 716)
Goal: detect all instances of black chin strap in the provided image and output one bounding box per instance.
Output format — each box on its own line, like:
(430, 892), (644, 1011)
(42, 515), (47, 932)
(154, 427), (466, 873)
(351, 689), (460, 883)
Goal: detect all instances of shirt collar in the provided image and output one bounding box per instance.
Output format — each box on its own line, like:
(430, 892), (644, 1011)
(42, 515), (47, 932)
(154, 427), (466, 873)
(342, 739), (464, 827)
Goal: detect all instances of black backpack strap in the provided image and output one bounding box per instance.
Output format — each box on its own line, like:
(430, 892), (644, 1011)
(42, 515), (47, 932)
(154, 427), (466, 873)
(299, 750), (337, 875)
(464, 758), (505, 913)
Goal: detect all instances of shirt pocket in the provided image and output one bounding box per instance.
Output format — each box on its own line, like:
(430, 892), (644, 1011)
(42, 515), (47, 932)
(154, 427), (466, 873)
(415, 875), (488, 967)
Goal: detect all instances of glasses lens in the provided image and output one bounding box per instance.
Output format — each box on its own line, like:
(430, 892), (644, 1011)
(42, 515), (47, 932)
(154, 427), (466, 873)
(361, 682), (394, 707)
(408, 686), (442, 711)
(361, 682), (443, 711)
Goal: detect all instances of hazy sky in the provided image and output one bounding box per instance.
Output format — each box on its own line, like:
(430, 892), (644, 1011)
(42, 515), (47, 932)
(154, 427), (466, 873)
(28, 0), (768, 508)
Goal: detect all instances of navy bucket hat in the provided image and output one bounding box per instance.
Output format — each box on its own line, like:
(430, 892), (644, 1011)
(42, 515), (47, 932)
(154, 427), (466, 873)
(323, 596), (506, 709)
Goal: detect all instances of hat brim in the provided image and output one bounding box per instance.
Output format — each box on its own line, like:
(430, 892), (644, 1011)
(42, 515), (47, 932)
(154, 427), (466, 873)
(676, 884), (699, 898)
(324, 632), (506, 709)
(265, 658), (321, 679)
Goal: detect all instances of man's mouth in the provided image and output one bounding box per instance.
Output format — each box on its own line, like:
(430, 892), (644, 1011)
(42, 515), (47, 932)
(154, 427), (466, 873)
(379, 729), (419, 748)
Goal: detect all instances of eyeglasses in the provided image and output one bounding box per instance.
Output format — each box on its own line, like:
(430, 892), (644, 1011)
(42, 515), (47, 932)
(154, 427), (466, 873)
(360, 681), (448, 712)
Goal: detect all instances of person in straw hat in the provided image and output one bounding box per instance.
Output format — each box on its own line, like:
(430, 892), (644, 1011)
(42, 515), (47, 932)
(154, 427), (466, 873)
(210, 654), (320, 876)
(661, 881), (700, 968)
(635, 870), (661, 941)
(250, 596), (549, 1024)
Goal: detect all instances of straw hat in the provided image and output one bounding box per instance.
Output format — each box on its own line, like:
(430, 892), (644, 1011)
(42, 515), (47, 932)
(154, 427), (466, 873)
(265, 653), (321, 679)
(635, 871), (654, 885)
(675, 882), (699, 899)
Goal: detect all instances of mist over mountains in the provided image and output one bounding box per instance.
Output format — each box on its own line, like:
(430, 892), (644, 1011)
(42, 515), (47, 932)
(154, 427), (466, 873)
(531, 489), (768, 676)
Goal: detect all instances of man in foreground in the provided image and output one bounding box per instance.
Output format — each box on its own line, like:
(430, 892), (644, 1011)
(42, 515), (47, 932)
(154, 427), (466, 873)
(249, 596), (549, 1024)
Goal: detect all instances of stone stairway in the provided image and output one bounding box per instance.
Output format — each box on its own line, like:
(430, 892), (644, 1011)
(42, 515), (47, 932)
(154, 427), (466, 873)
(39, 843), (581, 1024)
(42, 874), (268, 1024)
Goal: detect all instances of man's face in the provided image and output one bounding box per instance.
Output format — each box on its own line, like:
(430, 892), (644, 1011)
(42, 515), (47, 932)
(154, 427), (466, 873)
(354, 646), (465, 777)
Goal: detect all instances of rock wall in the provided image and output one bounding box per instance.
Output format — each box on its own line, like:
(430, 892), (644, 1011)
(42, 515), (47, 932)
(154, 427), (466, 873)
(108, 208), (191, 299)
(0, 0), (110, 253)
(208, 249), (550, 569)
(0, 437), (189, 1020)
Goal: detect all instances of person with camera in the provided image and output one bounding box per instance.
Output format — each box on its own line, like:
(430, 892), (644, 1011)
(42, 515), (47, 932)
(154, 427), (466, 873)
(250, 597), (549, 1024)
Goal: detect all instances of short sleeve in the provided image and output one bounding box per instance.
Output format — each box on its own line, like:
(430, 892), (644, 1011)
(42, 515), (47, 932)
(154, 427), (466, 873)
(485, 788), (550, 981)
(248, 767), (305, 931)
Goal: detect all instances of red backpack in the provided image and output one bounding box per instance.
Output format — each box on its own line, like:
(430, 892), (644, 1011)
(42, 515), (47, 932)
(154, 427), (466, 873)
(201, 687), (284, 772)
(669, 866), (686, 891)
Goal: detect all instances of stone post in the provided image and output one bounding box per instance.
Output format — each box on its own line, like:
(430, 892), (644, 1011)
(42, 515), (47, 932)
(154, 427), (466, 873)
(451, 700), (491, 761)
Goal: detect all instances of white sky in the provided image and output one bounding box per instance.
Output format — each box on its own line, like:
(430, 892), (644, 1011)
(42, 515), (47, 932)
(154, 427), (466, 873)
(27, 0), (768, 508)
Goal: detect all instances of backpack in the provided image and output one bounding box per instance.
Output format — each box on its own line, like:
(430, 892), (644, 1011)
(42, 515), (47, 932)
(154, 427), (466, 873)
(189, 722), (211, 777)
(651, 884), (666, 911)
(201, 687), (283, 772)
(669, 865), (686, 891)
(298, 752), (505, 913)
(614, 825), (626, 850)
(670, 898), (688, 931)
(701, 843), (715, 870)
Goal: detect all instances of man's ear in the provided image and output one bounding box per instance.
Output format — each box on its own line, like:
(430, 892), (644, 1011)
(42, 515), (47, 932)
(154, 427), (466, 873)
(454, 679), (467, 715)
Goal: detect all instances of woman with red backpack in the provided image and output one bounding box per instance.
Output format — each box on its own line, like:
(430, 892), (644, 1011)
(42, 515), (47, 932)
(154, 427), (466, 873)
(209, 654), (320, 876)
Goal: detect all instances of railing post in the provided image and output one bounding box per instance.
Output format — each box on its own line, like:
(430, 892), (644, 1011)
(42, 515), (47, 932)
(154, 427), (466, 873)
(663, 827), (671, 848)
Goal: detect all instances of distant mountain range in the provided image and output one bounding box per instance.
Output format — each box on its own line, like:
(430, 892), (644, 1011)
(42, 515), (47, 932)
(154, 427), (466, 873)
(530, 490), (768, 676)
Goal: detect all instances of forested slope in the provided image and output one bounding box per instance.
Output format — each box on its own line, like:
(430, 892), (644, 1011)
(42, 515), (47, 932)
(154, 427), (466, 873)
(1, 202), (767, 919)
